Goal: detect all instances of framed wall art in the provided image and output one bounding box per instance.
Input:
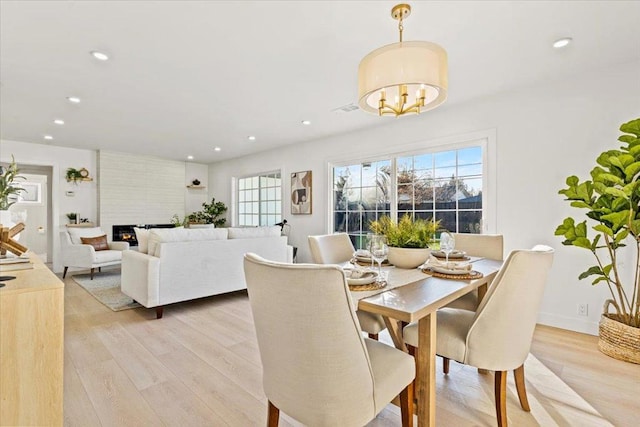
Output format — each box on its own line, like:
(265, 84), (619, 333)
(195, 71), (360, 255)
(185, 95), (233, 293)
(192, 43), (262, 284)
(291, 170), (312, 215)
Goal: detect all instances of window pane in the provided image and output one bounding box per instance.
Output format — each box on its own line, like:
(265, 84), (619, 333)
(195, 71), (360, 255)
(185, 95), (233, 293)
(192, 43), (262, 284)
(434, 150), (456, 168)
(458, 163), (482, 177)
(458, 146), (482, 165)
(459, 211), (482, 233)
(414, 153), (432, 170)
(361, 163), (377, 186)
(435, 211), (457, 233)
(397, 184), (413, 210)
(347, 211), (362, 233)
(334, 212), (346, 232)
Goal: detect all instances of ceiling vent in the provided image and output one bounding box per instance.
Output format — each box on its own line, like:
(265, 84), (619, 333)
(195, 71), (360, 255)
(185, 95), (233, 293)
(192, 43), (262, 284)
(332, 103), (359, 113)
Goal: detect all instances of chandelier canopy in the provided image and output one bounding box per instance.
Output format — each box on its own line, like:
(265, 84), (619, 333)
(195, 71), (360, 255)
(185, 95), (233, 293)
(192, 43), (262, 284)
(358, 3), (448, 117)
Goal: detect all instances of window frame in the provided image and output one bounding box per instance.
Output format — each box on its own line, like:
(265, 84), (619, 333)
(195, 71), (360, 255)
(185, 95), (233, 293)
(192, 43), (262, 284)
(233, 169), (283, 227)
(327, 129), (497, 237)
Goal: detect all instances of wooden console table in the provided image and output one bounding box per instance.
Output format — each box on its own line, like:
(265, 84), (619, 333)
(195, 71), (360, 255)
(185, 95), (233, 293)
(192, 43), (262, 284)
(0, 254), (64, 426)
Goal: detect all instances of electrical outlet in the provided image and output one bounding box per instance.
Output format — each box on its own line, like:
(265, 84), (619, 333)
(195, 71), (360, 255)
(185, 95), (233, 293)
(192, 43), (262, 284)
(578, 303), (588, 316)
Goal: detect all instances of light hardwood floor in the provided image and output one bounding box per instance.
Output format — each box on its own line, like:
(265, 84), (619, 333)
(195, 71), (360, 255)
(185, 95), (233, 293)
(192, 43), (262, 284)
(62, 275), (639, 427)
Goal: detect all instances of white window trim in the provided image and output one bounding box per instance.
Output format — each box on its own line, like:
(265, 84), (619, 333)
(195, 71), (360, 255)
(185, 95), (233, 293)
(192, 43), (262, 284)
(326, 128), (497, 234)
(232, 169), (283, 227)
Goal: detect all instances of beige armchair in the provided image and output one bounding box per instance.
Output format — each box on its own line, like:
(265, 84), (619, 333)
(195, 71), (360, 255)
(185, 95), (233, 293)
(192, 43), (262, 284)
(308, 233), (386, 340)
(403, 245), (554, 427)
(244, 253), (415, 427)
(60, 227), (129, 279)
(445, 233), (504, 311)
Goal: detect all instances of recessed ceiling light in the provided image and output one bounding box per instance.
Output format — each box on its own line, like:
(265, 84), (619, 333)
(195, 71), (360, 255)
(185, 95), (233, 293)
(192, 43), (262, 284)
(214, 147), (222, 152)
(44, 135), (53, 140)
(53, 119), (65, 125)
(553, 37), (572, 49)
(67, 96), (81, 103)
(301, 120), (311, 125)
(187, 155), (194, 160)
(90, 51), (109, 61)
(247, 136), (256, 141)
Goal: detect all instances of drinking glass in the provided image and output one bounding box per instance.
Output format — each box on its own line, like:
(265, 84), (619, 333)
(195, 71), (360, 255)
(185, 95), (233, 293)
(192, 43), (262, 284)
(369, 235), (388, 283)
(440, 232), (456, 263)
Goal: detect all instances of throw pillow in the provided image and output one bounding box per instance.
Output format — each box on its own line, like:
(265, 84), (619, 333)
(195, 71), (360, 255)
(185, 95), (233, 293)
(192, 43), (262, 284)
(134, 227), (149, 254)
(80, 234), (109, 251)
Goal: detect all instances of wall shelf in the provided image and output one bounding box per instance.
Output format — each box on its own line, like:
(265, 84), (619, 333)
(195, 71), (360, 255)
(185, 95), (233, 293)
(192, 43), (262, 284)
(66, 177), (93, 183)
(186, 185), (206, 189)
(66, 223), (95, 228)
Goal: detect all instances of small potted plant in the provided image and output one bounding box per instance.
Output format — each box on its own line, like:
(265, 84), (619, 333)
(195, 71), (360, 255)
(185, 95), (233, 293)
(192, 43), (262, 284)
(66, 213), (78, 224)
(187, 197), (228, 228)
(555, 117), (639, 363)
(369, 214), (440, 268)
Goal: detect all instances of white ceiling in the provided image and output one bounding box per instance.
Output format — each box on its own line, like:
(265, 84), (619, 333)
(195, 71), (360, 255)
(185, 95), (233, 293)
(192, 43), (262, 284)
(1, 1), (639, 164)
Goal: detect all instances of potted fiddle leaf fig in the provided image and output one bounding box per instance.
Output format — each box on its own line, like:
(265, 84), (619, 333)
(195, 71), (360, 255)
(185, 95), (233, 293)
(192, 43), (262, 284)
(369, 214), (440, 268)
(0, 156), (25, 211)
(555, 117), (640, 364)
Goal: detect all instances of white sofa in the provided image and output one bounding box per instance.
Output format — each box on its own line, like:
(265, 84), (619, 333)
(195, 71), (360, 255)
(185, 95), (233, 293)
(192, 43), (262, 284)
(121, 226), (293, 318)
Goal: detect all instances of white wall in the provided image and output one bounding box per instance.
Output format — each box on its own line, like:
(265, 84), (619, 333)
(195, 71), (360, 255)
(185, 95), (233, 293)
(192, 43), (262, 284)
(1, 140), (98, 272)
(209, 60), (640, 335)
(185, 162), (209, 216)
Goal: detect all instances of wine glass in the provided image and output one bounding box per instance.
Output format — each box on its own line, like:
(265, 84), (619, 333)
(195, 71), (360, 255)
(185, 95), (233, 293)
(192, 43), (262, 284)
(369, 235), (388, 282)
(440, 232), (456, 264)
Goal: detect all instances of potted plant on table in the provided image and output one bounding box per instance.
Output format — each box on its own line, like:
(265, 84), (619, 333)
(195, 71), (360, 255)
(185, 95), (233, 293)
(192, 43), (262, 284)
(369, 214), (440, 268)
(187, 197), (228, 228)
(555, 117), (640, 364)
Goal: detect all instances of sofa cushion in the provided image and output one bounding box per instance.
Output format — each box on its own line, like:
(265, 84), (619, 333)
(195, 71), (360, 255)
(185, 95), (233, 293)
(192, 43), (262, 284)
(227, 226), (281, 239)
(67, 227), (105, 244)
(81, 234), (109, 251)
(134, 227), (149, 254)
(148, 227), (229, 257)
(93, 249), (123, 263)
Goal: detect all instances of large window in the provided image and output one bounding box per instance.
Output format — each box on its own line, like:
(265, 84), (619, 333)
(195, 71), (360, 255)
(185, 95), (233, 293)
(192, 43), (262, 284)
(237, 171), (282, 226)
(332, 142), (485, 248)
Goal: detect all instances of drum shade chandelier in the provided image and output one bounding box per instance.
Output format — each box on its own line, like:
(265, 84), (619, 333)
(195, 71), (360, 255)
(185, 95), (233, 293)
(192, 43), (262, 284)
(358, 3), (448, 117)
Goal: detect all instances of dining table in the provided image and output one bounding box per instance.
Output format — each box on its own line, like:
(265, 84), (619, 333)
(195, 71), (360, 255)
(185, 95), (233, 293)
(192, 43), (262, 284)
(349, 257), (503, 427)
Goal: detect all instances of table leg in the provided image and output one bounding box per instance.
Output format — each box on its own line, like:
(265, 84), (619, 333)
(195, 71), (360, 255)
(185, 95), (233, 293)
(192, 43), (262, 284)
(417, 312), (436, 427)
(383, 317), (407, 352)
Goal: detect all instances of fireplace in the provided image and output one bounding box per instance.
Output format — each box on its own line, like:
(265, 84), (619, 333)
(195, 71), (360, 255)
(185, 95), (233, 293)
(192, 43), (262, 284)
(112, 224), (174, 247)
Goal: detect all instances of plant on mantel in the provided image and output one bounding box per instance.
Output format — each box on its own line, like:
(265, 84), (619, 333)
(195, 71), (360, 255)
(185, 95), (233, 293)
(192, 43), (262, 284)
(555, 118), (639, 362)
(0, 156), (25, 210)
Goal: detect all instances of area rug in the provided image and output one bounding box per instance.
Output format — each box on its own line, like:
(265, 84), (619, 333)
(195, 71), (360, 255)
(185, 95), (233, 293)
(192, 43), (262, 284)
(71, 269), (141, 311)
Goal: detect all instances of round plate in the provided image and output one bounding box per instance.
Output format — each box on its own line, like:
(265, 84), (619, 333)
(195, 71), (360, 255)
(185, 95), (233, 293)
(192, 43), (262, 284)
(432, 266), (472, 275)
(431, 250), (467, 259)
(346, 271), (377, 285)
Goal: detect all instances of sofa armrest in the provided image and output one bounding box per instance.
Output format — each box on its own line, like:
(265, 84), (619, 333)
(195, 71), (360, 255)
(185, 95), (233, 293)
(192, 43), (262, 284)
(109, 241), (130, 251)
(121, 250), (161, 308)
(61, 243), (95, 268)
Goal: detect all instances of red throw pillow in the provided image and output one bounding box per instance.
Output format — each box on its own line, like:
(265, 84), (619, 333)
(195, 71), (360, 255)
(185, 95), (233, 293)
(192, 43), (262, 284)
(80, 235), (109, 251)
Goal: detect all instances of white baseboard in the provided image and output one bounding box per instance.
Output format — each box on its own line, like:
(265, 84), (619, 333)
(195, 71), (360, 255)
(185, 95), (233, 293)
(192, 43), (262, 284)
(537, 312), (599, 336)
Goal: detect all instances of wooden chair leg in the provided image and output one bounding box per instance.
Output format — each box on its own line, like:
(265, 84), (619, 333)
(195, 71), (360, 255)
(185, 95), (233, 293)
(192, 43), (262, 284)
(368, 333), (379, 340)
(63, 267), (68, 278)
(90, 268), (95, 280)
(494, 370), (508, 427)
(400, 381), (414, 427)
(514, 364), (530, 411)
(267, 400), (279, 427)
(156, 307), (164, 319)
(98, 267), (101, 272)
(442, 356), (450, 374)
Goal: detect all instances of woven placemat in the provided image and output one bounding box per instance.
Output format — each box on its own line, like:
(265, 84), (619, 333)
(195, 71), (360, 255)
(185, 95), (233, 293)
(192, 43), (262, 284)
(421, 267), (483, 280)
(348, 280), (388, 291)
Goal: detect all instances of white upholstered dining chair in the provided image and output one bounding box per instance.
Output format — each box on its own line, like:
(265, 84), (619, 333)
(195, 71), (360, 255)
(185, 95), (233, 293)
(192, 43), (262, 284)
(403, 245), (554, 427)
(244, 253), (415, 427)
(445, 233), (504, 311)
(308, 233), (387, 340)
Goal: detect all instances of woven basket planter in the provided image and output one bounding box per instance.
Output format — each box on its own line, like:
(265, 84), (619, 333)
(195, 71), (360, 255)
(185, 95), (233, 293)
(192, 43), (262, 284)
(598, 300), (640, 364)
